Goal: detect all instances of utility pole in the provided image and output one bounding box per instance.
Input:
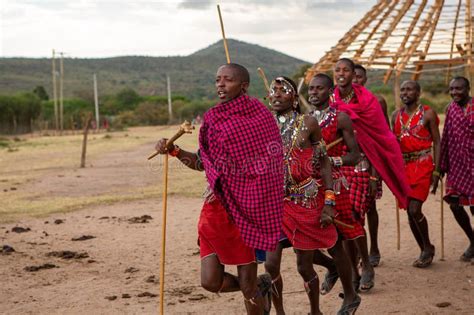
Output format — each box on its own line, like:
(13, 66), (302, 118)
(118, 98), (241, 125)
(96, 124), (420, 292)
(166, 75), (173, 124)
(52, 49), (59, 132)
(93, 73), (99, 130)
(59, 52), (64, 134)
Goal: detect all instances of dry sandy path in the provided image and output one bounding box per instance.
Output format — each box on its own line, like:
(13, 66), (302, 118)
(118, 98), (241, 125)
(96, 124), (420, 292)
(1, 131), (473, 314)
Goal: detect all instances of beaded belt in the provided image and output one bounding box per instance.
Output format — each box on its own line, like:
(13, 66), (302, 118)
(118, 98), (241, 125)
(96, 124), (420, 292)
(285, 177), (320, 207)
(402, 148), (432, 162)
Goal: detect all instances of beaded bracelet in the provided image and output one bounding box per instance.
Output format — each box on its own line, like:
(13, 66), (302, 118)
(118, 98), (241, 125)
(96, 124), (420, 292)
(330, 156), (343, 167)
(369, 176), (378, 182)
(432, 170), (440, 177)
(169, 145), (181, 157)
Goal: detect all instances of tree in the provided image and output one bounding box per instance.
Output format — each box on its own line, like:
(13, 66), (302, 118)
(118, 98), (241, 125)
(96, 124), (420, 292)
(33, 86), (49, 101)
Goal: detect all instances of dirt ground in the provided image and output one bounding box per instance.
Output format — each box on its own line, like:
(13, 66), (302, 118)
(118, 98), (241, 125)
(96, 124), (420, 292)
(1, 127), (473, 314)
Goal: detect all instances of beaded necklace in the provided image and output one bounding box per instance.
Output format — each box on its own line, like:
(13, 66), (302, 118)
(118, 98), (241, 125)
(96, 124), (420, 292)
(399, 104), (423, 139)
(311, 106), (336, 129)
(340, 89), (354, 104)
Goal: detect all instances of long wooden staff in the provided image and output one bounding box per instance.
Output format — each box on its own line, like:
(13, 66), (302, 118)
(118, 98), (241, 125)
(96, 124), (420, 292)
(396, 199), (401, 250)
(440, 178), (445, 260)
(217, 5), (231, 63)
(147, 122), (193, 315)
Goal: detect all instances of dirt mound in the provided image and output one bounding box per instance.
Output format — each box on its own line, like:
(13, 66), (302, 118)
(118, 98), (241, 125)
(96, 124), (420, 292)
(46, 251), (89, 259)
(128, 215), (153, 223)
(1, 245), (15, 254)
(24, 263), (58, 272)
(71, 235), (95, 241)
(12, 226), (31, 233)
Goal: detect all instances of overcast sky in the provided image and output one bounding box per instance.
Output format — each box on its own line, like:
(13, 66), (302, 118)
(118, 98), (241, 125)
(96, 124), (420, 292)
(0, 0), (375, 62)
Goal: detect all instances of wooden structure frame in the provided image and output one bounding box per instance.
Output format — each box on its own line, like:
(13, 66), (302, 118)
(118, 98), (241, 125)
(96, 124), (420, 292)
(305, 0), (473, 97)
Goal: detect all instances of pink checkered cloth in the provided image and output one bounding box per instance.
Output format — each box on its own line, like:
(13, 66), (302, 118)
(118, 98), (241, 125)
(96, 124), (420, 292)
(199, 94), (284, 251)
(440, 99), (474, 204)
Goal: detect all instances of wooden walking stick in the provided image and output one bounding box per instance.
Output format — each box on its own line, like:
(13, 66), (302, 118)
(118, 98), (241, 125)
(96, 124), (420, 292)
(217, 5), (231, 64)
(396, 199), (401, 250)
(257, 67), (271, 92)
(147, 121), (194, 315)
(440, 178), (445, 260)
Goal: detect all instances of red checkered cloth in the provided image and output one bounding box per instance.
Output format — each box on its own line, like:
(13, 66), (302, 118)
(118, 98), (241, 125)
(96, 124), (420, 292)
(440, 99), (473, 204)
(335, 186), (365, 240)
(199, 95), (284, 251)
(341, 166), (371, 224)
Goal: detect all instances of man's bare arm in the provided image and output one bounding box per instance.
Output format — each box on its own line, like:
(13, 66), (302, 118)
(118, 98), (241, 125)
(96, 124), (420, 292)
(154, 138), (204, 171)
(425, 109), (441, 193)
(377, 95), (390, 127)
(337, 112), (360, 166)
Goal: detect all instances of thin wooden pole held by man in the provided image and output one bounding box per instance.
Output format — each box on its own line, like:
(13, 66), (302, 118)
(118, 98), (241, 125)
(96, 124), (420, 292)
(440, 178), (445, 260)
(147, 122), (194, 315)
(217, 5), (231, 63)
(159, 152), (168, 315)
(396, 199), (401, 250)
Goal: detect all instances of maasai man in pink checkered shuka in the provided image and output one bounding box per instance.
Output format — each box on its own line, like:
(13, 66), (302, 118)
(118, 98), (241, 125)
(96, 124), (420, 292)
(437, 76), (474, 262)
(154, 63), (284, 314)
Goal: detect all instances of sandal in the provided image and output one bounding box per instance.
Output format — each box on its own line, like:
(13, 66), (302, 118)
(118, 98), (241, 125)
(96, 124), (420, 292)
(337, 294), (361, 315)
(359, 270), (374, 292)
(460, 245), (474, 262)
(369, 253), (381, 267)
(412, 248), (435, 268)
(258, 273), (272, 315)
(320, 269), (339, 295)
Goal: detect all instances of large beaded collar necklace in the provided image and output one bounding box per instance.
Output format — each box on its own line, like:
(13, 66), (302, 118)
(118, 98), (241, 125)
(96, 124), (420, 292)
(341, 89), (355, 104)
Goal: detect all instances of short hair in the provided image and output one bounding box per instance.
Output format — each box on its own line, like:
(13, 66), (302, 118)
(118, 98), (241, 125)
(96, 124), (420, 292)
(354, 64), (367, 75)
(451, 76), (470, 89)
(312, 73), (334, 89)
(220, 63), (250, 83)
(336, 58), (355, 71)
(402, 80), (421, 92)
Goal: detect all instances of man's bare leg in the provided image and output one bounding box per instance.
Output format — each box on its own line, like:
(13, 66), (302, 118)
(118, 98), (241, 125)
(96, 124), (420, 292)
(238, 263), (264, 315)
(328, 240), (359, 309)
(295, 249), (322, 315)
(449, 203), (474, 260)
(201, 255), (240, 293)
(367, 200), (381, 266)
(354, 235), (375, 292)
(265, 244), (285, 315)
(408, 199), (435, 267)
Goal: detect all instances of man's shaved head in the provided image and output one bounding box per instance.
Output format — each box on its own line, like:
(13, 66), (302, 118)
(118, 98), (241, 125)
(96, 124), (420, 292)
(401, 80), (421, 92)
(312, 73), (334, 89)
(219, 63), (250, 83)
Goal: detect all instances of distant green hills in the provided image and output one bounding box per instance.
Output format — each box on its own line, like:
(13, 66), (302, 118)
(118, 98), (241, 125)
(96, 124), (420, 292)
(0, 39), (309, 100)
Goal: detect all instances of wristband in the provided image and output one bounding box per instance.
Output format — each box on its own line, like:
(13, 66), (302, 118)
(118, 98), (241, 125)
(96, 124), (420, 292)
(324, 199), (336, 206)
(369, 176), (378, 182)
(169, 145), (181, 157)
(330, 156), (343, 167)
(432, 170), (440, 177)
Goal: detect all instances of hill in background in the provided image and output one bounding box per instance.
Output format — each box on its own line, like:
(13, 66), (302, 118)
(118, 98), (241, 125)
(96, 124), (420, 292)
(0, 39), (309, 100)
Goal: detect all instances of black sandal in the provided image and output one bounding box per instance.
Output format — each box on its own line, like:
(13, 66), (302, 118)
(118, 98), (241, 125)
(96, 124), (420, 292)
(412, 248), (435, 268)
(321, 269), (339, 295)
(359, 270), (374, 292)
(369, 253), (381, 267)
(337, 294), (361, 315)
